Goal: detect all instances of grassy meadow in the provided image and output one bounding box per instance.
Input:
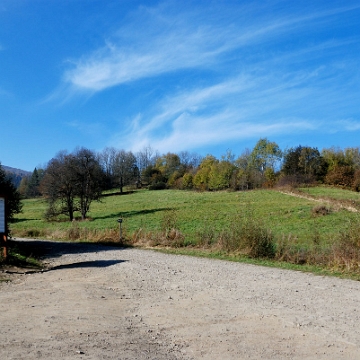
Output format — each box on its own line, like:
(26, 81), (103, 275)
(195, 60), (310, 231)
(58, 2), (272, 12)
(298, 186), (360, 205)
(11, 189), (357, 241)
(8, 187), (360, 278)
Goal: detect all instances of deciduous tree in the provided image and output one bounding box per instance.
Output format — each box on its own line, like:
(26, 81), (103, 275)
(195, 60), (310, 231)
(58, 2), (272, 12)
(234, 149), (263, 190)
(98, 147), (117, 189)
(73, 148), (104, 220)
(251, 138), (282, 175)
(208, 151), (236, 190)
(41, 151), (79, 221)
(136, 146), (156, 178)
(193, 155), (218, 190)
(282, 145), (327, 184)
(41, 149), (105, 221)
(113, 150), (138, 193)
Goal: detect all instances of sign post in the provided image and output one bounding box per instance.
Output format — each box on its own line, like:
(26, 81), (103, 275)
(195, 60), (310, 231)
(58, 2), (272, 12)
(117, 218), (123, 243)
(0, 196), (7, 260)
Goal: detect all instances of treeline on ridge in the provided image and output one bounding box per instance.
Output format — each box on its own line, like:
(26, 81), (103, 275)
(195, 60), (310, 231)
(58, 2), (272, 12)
(12, 138), (360, 221)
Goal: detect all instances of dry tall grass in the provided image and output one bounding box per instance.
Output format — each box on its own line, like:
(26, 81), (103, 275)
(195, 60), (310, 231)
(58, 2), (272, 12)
(13, 204), (360, 274)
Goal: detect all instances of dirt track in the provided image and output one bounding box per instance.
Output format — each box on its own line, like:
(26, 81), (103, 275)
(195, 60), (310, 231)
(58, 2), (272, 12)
(1, 239), (360, 359)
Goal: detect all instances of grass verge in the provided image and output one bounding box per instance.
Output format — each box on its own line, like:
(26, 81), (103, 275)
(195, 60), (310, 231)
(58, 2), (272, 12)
(0, 240), (43, 270)
(9, 187), (360, 279)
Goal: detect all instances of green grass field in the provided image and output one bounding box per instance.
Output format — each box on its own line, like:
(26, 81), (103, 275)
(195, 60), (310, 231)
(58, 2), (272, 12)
(10, 188), (359, 244)
(299, 185), (360, 200)
(7, 187), (360, 278)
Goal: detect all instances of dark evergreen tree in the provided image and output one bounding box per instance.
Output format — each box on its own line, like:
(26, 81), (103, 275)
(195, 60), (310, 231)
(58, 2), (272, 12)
(26, 168), (41, 198)
(0, 163), (22, 234)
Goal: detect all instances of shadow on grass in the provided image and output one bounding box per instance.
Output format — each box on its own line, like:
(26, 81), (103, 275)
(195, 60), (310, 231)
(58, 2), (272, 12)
(94, 207), (174, 220)
(12, 218), (39, 223)
(102, 191), (135, 197)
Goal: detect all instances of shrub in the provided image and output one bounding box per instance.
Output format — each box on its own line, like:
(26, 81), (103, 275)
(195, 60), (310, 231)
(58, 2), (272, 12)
(26, 229), (42, 238)
(325, 165), (354, 188)
(148, 182), (167, 190)
(275, 234), (298, 262)
(277, 174), (315, 188)
(332, 218), (360, 272)
(352, 170), (360, 192)
(196, 222), (217, 248)
(197, 213), (275, 258)
(161, 210), (178, 233)
(311, 205), (331, 217)
(218, 227), (242, 253)
(132, 209), (185, 247)
(67, 221), (81, 240)
(240, 218), (275, 258)
(275, 233), (322, 265)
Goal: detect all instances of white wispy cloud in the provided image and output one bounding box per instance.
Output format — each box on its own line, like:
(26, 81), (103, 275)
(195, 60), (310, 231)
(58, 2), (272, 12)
(108, 70), (324, 152)
(65, 120), (107, 137)
(336, 120), (360, 132)
(109, 55), (360, 154)
(142, 117), (316, 155)
(63, 6), (238, 92)
(57, 1), (360, 154)
(61, 2), (360, 94)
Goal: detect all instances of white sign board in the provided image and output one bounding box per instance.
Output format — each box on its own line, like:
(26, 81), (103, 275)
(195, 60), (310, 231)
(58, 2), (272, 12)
(0, 197), (5, 233)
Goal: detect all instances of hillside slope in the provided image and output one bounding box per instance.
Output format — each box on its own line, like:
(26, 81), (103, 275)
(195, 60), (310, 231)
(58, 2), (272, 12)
(2, 165), (31, 188)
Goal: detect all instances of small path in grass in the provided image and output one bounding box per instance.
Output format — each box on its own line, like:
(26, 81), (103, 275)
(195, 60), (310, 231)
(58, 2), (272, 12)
(278, 190), (359, 212)
(1, 239), (360, 359)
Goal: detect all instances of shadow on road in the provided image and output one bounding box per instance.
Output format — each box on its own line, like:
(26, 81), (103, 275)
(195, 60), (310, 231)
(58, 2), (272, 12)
(9, 239), (128, 260)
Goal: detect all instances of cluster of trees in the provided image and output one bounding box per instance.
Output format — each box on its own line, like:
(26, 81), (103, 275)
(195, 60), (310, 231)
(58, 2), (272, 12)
(139, 139), (360, 192)
(18, 168), (44, 198)
(37, 146), (155, 221)
(5, 139), (360, 223)
(279, 145), (360, 190)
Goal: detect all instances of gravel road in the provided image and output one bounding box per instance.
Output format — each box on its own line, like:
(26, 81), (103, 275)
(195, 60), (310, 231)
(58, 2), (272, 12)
(1, 239), (360, 359)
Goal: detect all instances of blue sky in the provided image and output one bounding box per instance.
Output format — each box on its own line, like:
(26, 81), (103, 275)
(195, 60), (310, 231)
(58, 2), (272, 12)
(1, 0), (360, 171)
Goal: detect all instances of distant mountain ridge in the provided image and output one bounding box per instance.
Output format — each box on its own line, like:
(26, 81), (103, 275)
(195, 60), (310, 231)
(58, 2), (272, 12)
(2, 165), (31, 177)
(2, 165), (32, 188)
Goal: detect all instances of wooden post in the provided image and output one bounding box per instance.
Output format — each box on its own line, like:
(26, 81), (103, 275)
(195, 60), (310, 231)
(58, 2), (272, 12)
(117, 218), (123, 243)
(2, 234), (7, 260)
(0, 196), (7, 261)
